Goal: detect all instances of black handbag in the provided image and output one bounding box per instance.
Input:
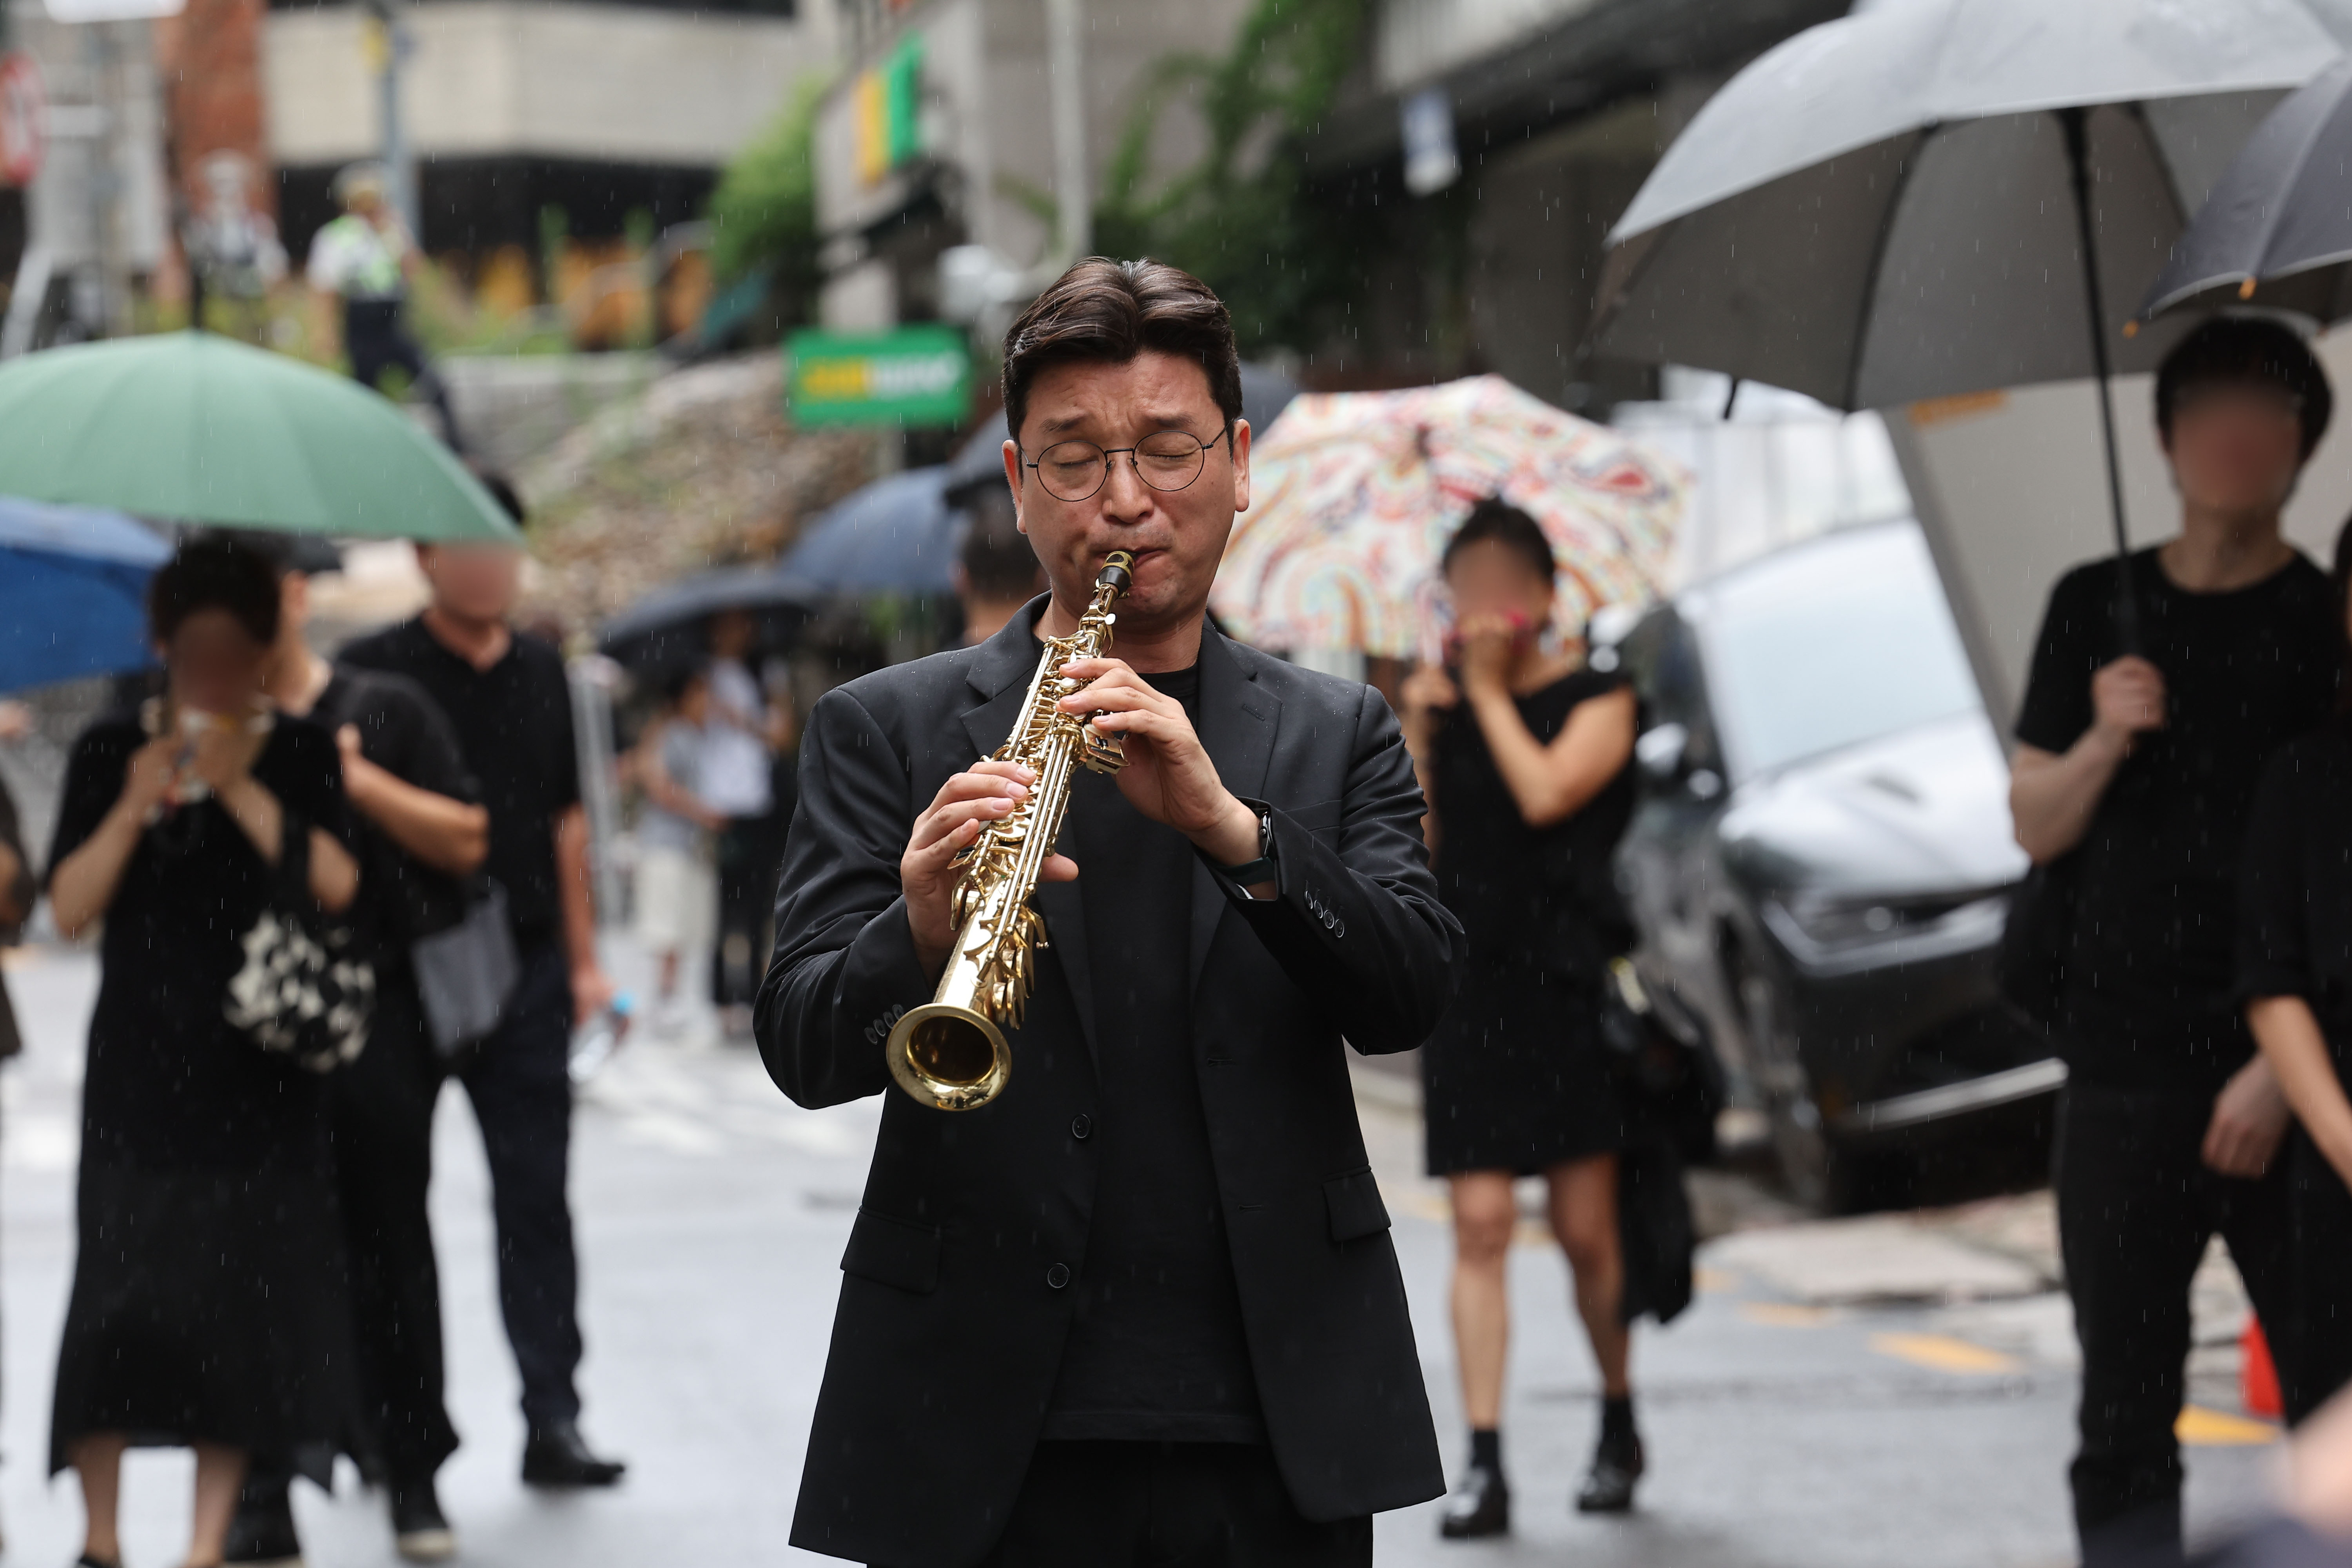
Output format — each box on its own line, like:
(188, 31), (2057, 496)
(223, 810), (375, 1072)
(1598, 957), (1724, 1167)
(1997, 853), (2077, 1031)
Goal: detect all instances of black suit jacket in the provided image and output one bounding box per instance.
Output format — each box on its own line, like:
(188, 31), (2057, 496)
(757, 603), (1462, 1567)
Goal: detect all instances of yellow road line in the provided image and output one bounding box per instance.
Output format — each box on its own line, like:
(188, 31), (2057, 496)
(1869, 1332), (2020, 1375)
(2176, 1406), (2278, 1447)
(1740, 1302), (1835, 1328)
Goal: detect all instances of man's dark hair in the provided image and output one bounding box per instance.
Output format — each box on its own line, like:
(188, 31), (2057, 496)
(1001, 258), (1243, 449)
(1441, 499), (1556, 584)
(2331, 511), (2352, 716)
(472, 467), (527, 526)
(149, 534), (282, 647)
(959, 487), (1044, 600)
(2156, 316), (2333, 460)
(664, 666), (707, 706)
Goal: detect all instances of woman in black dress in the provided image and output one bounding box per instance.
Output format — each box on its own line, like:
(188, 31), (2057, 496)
(1401, 501), (1641, 1538)
(46, 538), (362, 1568)
(2240, 514), (2352, 1425)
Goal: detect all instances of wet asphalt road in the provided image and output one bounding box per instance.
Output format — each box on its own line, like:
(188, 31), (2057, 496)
(0, 941), (2286, 1567)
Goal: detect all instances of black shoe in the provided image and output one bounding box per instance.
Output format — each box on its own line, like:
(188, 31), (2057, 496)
(392, 1475), (457, 1562)
(1438, 1463), (1511, 1539)
(522, 1419), (627, 1488)
(1576, 1431), (1645, 1514)
(223, 1480), (303, 1566)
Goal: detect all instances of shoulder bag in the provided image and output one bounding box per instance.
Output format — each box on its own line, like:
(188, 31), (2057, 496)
(224, 810), (376, 1072)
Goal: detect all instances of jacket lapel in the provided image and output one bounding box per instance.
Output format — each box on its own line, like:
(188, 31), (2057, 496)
(1188, 627), (1280, 998)
(957, 599), (1101, 1063)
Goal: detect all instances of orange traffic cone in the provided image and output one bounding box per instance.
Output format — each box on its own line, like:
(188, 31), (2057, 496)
(2243, 1318), (2283, 1420)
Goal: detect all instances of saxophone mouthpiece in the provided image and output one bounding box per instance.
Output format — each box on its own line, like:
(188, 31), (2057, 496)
(1097, 550), (1136, 593)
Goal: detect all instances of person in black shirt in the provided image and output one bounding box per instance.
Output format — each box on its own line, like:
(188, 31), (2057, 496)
(224, 537), (487, 1564)
(2010, 317), (2340, 1567)
(45, 538), (364, 1568)
(2239, 514), (2352, 1437)
(341, 494), (627, 1491)
(1400, 502), (1643, 1537)
(758, 259), (1461, 1568)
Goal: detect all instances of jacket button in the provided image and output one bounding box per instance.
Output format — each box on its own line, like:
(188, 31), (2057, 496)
(1070, 1113), (1093, 1140)
(1046, 1263), (1071, 1289)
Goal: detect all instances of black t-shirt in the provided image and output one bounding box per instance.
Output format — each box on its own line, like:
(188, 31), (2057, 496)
(2015, 547), (2337, 1093)
(312, 665), (479, 965)
(2239, 719), (2352, 1082)
(1041, 664), (1265, 1444)
(48, 713), (356, 1173)
(340, 617), (580, 950)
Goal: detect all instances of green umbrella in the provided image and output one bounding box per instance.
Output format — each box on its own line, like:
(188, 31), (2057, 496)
(0, 330), (517, 542)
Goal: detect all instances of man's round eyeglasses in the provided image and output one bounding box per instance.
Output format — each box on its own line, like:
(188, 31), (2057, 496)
(1021, 429), (1230, 503)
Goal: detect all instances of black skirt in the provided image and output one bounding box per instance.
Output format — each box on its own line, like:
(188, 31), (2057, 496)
(1421, 964), (1624, 1176)
(50, 1161), (358, 1480)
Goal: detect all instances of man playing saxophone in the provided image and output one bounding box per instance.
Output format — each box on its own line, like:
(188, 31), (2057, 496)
(756, 258), (1465, 1568)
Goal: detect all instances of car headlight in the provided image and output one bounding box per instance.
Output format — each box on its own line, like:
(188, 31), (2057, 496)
(1768, 891), (1997, 951)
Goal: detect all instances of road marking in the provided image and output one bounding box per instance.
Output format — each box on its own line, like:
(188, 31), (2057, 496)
(2176, 1406), (2278, 1446)
(1740, 1302), (1834, 1328)
(1694, 1266), (1736, 1294)
(1870, 1332), (2020, 1375)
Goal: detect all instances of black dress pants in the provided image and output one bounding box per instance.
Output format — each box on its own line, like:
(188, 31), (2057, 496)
(333, 972), (457, 1477)
(2059, 1080), (2300, 1566)
(451, 942), (583, 1427)
(2286, 1127), (2352, 1420)
(917, 1442), (1369, 1568)
(710, 813), (775, 1012)
(343, 298), (463, 452)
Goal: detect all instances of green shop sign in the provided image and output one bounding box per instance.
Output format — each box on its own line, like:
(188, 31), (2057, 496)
(787, 325), (971, 427)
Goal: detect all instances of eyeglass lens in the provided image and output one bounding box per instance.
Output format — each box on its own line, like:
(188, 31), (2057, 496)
(1034, 432), (1214, 502)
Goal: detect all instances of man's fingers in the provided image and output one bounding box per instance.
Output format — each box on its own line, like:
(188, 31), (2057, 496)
(1038, 852), (1080, 883)
(913, 795), (1021, 851)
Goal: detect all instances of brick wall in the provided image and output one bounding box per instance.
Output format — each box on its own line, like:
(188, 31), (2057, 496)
(155, 0), (272, 216)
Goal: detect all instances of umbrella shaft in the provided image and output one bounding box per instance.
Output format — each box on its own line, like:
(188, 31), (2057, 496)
(2061, 105), (2141, 656)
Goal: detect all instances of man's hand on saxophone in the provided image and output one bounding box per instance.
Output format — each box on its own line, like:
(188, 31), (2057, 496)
(901, 758), (1078, 977)
(1055, 654), (1265, 875)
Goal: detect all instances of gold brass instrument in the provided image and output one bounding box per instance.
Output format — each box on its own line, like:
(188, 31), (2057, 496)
(884, 550), (1136, 1111)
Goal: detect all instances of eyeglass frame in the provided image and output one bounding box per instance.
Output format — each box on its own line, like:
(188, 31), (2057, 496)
(1017, 427), (1234, 503)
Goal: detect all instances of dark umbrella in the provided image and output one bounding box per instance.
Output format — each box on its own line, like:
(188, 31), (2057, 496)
(1586, 0), (2341, 646)
(0, 498), (172, 694)
(595, 566), (825, 678)
(781, 467), (960, 596)
(2141, 56), (2352, 323)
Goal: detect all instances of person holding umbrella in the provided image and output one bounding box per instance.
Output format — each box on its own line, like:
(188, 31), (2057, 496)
(2009, 318), (2338, 1566)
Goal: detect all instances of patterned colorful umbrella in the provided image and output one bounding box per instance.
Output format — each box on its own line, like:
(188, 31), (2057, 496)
(1213, 376), (1688, 659)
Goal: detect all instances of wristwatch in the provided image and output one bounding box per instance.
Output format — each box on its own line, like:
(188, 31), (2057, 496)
(1214, 806), (1278, 888)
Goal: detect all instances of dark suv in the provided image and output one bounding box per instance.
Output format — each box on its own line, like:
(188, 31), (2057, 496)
(1612, 520), (2057, 1206)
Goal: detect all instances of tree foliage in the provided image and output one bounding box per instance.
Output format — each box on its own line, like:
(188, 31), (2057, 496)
(1093, 0), (1375, 355)
(706, 74), (830, 321)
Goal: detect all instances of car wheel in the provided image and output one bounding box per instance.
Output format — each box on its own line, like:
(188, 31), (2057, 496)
(1732, 958), (1846, 1211)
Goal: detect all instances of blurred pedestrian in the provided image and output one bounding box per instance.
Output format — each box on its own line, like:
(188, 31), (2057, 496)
(340, 489), (629, 1489)
(699, 609), (786, 1039)
(637, 668), (722, 1038)
(306, 162), (463, 450)
(44, 537), (363, 1568)
(1399, 500), (1643, 1536)
(2237, 512), (2352, 1435)
(227, 536), (487, 1563)
(956, 486), (1047, 646)
(0, 708), (29, 1061)
(2009, 317), (2339, 1567)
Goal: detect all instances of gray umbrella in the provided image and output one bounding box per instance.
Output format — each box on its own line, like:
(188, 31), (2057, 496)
(2141, 56), (2352, 322)
(1587, 0), (2341, 637)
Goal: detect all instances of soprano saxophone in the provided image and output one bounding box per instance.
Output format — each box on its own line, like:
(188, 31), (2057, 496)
(884, 550), (1136, 1111)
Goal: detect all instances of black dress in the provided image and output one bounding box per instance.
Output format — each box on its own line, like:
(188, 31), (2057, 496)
(45, 713), (359, 1479)
(1421, 669), (1636, 1176)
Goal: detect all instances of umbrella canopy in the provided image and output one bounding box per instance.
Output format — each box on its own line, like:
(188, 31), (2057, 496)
(1588, 0), (2340, 410)
(595, 566), (826, 677)
(2141, 56), (2352, 322)
(0, 332), (519, 542)
(781, 466), (958, 595)
(0, 497), (171, 693)
(1210, 376), (1687, 660)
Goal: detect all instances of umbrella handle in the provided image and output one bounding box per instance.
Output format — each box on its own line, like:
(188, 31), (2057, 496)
(2060, 105), (2142, 657)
